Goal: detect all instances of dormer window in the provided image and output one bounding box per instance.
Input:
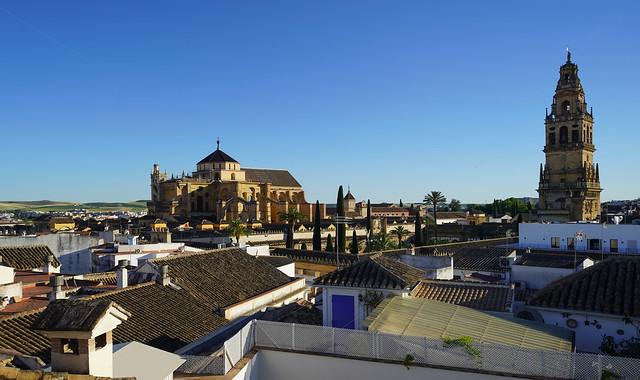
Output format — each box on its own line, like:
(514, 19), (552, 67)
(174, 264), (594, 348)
(95, 333), (107, 349)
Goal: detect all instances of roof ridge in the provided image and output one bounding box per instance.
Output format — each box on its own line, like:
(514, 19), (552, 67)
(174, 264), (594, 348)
(0, 245), (51, 249)
(84, 281), (156, 300)
(148, 247), (242, 263)
(369, 255), (415, 287)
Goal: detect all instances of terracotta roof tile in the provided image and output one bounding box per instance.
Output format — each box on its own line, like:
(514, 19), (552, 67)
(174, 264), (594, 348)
(314, 253), (424, 289)
(528, 256), (640, 317)
(243, 168), (301, 187)
(0, 246), (60, 271)
(410, 280), (513, 312)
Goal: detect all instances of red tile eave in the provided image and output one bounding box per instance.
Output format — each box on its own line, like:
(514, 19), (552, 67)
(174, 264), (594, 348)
(14, 271), (51, 284)
(0, 297), (49, 315)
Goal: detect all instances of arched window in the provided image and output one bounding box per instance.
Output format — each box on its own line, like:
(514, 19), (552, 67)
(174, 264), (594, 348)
(559, 126), (568, 144)
(214, 172), (220, 181)
(231, 173), (236, 180)
(571, 128), (579, 143)
(562, 101), (571, 114)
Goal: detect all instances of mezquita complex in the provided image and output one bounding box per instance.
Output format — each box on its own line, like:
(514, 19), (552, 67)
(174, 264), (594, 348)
(147, 140), (324, 223)
(537, 51), (602, 222)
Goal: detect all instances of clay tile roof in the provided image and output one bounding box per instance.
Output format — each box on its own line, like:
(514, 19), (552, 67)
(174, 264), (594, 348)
(528, 256), (640, 317)
(197, 149), (238, 164)
(344, 191), (355, 200)
(410, 280), (513, 312)
(243, 168), (301, 187)
(314, 253), (425, 290)
(31, 299), (128, 332)
(0, 246), (60, 271)
(81, 272), (117, 286)
(150, 248), (294, 311)
(441, 247), (509, 273)
(271, 248), (360, 266)
(0, 282), (229, 362)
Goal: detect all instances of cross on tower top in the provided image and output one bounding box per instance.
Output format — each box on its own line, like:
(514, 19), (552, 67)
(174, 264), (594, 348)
(216, 137), (220, 150)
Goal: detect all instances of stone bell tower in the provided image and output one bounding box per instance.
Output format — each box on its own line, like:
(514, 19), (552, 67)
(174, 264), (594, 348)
(537, 50), (602, 222)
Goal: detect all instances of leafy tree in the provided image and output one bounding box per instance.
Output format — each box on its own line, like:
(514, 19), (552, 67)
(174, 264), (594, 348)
(391, 226), (409, 246)
(226, 218), (249, 246)
(326, 233), (334, 252)
(336, 185), (346, 252)
(449, 198), (462, 211)
(414, 211), (423, 247)
(312, 200), (322, 251)
(424, 191), (446, 241)
(279, 207), (306, 249)
(350, 229), (358, 254)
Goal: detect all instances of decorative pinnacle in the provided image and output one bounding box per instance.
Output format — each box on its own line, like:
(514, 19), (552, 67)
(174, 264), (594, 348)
(566, 47), (571, 63)
(216, 137), (220, 150)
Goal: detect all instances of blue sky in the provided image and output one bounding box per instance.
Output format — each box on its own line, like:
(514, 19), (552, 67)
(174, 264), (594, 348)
(1, 1), (638, 204)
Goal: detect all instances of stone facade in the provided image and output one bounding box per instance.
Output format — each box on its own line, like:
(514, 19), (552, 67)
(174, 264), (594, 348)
(147, 141), (323, 223)
(537, 51), (602, 222)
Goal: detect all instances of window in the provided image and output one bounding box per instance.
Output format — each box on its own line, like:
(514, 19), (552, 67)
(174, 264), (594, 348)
(610, 239), (618, 253)
(551, 236), (560, 248)
(559, 126), (568, 144)
(571, 129), (580, 143)
(62, 338), (79, 355)
(567, 237), (575, 250)
(562, 101), (571, 114)
(548, 132), (556, 145)
(589, 239), (601, 251)
(95, 333), (107, 349)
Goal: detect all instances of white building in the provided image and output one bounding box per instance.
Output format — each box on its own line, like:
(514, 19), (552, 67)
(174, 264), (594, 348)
(510, 253), (594, 290)
(518, 222), (640, 254)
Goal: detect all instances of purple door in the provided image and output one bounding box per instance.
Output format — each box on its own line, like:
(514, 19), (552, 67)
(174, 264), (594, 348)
(331, 295), (355, 329)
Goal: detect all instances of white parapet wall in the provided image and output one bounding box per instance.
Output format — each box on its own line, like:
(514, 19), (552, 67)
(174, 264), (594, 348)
(518, 223), (640, 253)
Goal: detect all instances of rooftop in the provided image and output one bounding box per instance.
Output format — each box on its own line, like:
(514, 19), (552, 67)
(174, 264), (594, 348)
(197, 148), (238, 164)
(271, 247), (360, 266)
(365, 297), (574, 352)
(0, 246), (60, 271)
(528, 256), (640, 317)
(513, 252), (591, 269)
(410, 280), (513, 312)
(313, 253), (424, 290)
(32, 299), (128, 332)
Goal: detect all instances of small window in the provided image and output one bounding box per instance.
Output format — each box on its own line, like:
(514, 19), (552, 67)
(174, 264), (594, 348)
(589, 239), (601, 251)
(62, 338), (79, 355)
(551, 237), (560, 249)
(567, 237), (575, 250)
(95, 333), (107, 349)
(610, 239), (618, 253)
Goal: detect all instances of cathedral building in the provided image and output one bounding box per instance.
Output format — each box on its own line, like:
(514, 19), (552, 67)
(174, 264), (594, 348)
(147, 141), (324, 223)
(537, 52), (602, 222)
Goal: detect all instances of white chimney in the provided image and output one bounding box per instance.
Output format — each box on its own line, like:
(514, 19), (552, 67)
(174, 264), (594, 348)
(44, 254), (56, 274)
(158, 264), (170, 286)
(49, 276), (66, 301)
(116, 260), (129, 289)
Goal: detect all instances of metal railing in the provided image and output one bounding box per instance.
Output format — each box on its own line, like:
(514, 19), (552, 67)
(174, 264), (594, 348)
(218, 320), (640, 379)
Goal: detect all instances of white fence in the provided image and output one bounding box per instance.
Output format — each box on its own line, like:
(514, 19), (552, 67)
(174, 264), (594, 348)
(218, 320), (640, 379)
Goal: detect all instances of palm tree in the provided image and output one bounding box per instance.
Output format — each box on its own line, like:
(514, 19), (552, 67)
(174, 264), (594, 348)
(365, 232), (396, 252)
(424, 191), (447, 241)
(279, 207), (306, 248)
(226, 218), (250, 246)
(391, 226), (409, 246)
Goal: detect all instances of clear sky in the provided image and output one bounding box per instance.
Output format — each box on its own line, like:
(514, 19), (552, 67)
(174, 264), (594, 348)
(1, 1), (638, 204)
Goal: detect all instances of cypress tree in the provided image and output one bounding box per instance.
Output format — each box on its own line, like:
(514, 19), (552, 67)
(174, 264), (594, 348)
(399, 199), (403, 207)
(414, 210), (423, 247)
(350, 229), (358, 254)
(326, 233), (334, 252)
(312, 200), (322, 251)
(366, 199), (372, 245)
(336, 185), (346, 253)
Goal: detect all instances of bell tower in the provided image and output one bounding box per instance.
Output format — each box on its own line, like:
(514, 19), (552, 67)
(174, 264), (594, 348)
(537, 51), (602, 222)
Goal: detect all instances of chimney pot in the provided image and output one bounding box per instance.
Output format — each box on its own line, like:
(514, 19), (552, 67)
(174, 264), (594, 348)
(50, 276), (66, 301)
(116, 260), (129, 289)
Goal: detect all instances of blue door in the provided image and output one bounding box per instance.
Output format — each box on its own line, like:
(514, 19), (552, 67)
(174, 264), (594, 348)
(331, 295), (355, 329)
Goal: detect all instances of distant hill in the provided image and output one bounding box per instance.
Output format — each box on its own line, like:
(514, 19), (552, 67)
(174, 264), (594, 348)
(0, 200), (149, 212)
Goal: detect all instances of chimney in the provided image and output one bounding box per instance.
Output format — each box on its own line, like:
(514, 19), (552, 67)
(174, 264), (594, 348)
(116, 260), (129, 289)
(44, 254), (56, 274)
(158, 264), (170, 286)
(50, 276), (66, 301)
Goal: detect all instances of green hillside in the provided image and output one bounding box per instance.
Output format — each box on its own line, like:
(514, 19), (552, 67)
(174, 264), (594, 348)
(0, 200), (148, 212)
